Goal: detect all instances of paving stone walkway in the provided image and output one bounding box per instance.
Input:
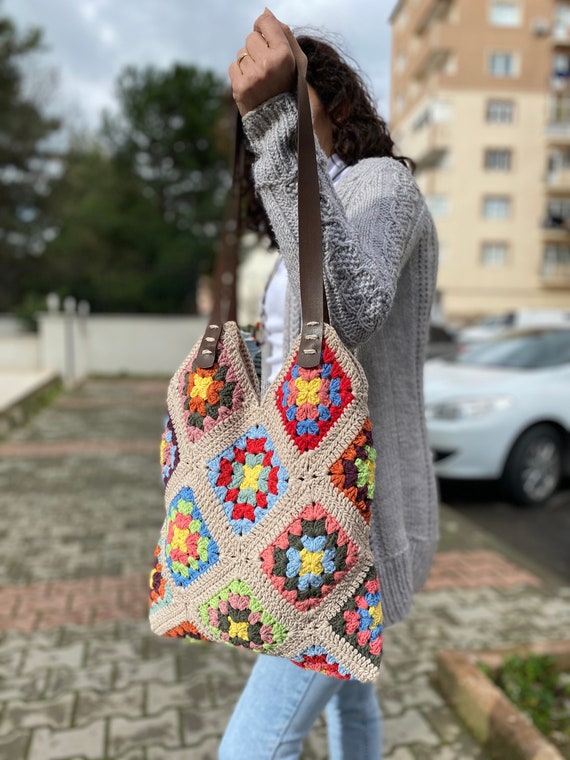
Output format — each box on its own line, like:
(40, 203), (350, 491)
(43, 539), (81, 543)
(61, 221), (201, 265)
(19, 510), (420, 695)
(0, 378), (569, 759)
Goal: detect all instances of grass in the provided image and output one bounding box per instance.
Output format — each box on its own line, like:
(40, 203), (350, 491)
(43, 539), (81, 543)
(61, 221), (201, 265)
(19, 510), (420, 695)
(480, 654), (570, 758)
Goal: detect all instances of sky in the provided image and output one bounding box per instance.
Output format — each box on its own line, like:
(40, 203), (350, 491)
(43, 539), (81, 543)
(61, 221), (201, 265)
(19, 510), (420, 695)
(6, 0), (395, 132)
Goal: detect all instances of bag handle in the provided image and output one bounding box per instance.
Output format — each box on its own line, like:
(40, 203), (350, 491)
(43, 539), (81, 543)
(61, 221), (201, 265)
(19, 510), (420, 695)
(195, 44), (324, 370)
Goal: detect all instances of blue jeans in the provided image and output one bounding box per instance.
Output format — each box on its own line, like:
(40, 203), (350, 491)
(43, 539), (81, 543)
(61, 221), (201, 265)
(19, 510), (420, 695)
(219, 655), (382, 759)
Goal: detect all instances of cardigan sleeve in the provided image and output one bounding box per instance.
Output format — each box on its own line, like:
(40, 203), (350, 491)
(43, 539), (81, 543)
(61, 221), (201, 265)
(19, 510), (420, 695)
(242, 93), (429, 349)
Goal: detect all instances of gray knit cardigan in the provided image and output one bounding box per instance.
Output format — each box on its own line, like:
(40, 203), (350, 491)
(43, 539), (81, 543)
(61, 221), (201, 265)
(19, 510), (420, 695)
(242, 93), (439, 627)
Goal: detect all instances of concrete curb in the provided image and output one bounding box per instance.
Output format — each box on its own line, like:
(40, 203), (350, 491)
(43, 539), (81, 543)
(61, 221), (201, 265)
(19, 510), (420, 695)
(435, 640), (570, 760)
(0, 370), (61, 437)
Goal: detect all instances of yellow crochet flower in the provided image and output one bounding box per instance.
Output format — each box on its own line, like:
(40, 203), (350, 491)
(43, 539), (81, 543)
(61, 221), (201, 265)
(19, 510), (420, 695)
(191, 374), (213, 400)
(294, 377), (321, 405)
(299, 548), (325, 576)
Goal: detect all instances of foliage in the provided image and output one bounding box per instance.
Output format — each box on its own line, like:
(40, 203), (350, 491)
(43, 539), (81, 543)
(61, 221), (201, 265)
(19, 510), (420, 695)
(0, 6), (60, 312)
(40, 63), (232, 314)
(482, 654), (570, 754)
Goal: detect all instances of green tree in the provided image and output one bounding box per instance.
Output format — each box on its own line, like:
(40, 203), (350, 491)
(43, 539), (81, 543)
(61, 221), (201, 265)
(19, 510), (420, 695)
(43, 63), (230, 314)
(0, 7), (60, 311)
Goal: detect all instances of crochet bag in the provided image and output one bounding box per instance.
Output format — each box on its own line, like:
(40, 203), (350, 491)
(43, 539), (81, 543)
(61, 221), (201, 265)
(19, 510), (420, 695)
(149, 48), (384, 682)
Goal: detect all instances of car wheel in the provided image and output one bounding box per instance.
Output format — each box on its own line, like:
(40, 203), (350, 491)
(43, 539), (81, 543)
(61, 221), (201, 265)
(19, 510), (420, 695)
(501, 424), (563, 506)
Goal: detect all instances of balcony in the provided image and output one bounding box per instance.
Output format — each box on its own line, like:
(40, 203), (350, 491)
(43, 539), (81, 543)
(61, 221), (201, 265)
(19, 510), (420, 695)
(411, 24), (454, 80)
(541, 262), (570, 287)
(546, 167), (570, 188)
(552, 21), (570, 46)
(414, 0), (454, 35)
(546, 121), (570, 142)
(407, 121), (450, 172)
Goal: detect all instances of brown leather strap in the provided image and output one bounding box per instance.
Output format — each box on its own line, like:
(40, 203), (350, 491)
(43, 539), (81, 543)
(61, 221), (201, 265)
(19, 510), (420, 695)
(195, 45), (324, 370)
(293, 47), (324, 368)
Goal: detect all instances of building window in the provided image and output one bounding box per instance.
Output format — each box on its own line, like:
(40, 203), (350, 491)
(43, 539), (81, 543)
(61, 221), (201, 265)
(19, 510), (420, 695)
(484, 149), (512, 170)
(548, 147), (570, 173)
(426, 195), (450, 217)
(488, 52), (517, 77)
(489, 2), (521, 27)
(545, 197), (570, 228)
(486, 100), (514, 123)
(550, 95), (570, 123)
(483, 196), (511, 218)
(481, 243), (508, 267)
(543, 244), (570, 276)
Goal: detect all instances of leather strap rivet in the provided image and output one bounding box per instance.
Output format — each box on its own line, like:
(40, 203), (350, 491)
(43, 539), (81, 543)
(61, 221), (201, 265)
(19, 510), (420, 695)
(202, 349), (213, 355)
(302, 348), (317, 355)
(209, 324), (219, 330)
(205, 337), (215, 342)
(304, 333), (318, 340)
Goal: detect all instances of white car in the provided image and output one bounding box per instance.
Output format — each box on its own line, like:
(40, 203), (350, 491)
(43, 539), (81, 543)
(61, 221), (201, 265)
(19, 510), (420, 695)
(455, 309), (570, 345)
(424, 327), (570, 505)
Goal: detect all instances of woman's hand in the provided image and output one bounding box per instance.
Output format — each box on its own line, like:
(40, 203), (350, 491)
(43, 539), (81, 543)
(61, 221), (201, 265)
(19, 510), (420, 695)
(228, 8), (305, 116)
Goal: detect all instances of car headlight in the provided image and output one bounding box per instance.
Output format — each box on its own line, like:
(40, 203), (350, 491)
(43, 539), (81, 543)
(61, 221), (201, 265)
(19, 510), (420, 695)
(425, 395), (513, 421)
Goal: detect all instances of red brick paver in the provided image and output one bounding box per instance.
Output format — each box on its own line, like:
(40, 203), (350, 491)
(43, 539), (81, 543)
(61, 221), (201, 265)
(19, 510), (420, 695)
(423, 550), (542, 591)
(0, 550), (541, 633)
(0, 575), (149, 632)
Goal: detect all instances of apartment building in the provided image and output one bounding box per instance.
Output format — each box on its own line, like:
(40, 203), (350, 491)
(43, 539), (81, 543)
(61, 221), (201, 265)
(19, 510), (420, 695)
(390, 0), (570, 320)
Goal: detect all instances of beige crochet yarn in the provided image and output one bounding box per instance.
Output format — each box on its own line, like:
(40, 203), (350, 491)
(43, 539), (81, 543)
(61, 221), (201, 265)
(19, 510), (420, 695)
(149, 320), (383, 682)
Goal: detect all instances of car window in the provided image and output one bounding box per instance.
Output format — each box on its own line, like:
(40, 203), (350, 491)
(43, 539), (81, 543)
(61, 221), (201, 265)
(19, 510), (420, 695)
(456, 330), (570, 368)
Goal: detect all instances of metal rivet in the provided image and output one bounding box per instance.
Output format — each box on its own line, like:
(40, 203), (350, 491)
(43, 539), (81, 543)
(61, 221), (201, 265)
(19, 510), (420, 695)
(302, 348), (317, 355)
(205, 337), (215, 342)
(209, 324), (219, 330)
(304, 334), (318, 340)
(306, 321), (319, 327)
(202, 349), (213, 355)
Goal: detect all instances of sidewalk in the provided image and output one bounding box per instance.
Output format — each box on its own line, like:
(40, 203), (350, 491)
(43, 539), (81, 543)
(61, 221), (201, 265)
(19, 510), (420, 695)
(0, 378), (568, 760)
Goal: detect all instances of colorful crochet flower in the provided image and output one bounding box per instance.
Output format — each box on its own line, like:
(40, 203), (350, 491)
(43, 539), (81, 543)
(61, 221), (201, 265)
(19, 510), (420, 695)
(200, 579), (288, 652)
(329, 418), (376, 523)
(165, 487), (219, 586)
(179, 346), (243, 441)
(290, 645), (352, 679)
(260, 502), (359, 611)
(332, 567), (383, 661)
(160, 417), (179, 487)
(277, 341), (354, 452)
(163, 621), (208, 640)
(149, 544), (171, 612)
(208, 425), (288, 535)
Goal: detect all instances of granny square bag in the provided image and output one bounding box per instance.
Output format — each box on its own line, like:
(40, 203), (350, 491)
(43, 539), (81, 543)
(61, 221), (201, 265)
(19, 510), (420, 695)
(149, 48), (384, 682)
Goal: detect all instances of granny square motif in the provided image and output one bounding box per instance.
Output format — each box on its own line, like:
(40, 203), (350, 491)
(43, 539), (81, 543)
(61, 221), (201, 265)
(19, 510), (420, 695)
(149, 321), (384, 683)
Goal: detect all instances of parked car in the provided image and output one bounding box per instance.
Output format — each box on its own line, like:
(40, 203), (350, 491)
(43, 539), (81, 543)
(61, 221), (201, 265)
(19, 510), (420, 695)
(456, 309), (570, 346)
(424, 327), (570, 505)
(427, 323), (456, 360)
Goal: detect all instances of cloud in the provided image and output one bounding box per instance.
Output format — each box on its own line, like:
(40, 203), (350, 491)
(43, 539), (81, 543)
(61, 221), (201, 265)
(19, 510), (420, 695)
(6, 0), (393, 126)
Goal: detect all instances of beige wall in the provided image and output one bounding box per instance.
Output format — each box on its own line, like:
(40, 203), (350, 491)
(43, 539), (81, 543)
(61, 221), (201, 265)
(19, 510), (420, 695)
(390, 0), (570, 320)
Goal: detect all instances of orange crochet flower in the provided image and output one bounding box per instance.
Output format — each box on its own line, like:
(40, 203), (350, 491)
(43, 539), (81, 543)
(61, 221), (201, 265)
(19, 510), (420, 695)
(186, 366), (225, 416)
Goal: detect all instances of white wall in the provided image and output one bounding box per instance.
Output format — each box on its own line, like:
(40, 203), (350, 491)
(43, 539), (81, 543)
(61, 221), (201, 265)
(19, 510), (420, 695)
(0, 335), (40, 370)
(37, 313), (209, 381)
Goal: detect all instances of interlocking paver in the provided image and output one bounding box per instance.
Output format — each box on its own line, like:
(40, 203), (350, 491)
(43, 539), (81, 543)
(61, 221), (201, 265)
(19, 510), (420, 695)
(74, 684), (145, 726)
(108, 711), (180, 756)
(27, 720), (106, 760)
(0, 694), (74, 736)
(0, 378), (568, 759)
(383, 709), (440, 754)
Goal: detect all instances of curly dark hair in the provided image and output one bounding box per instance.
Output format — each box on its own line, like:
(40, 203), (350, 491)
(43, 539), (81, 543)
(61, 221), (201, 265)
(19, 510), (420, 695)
(241, 32), (413, 243)
(297, 34), (412, 169)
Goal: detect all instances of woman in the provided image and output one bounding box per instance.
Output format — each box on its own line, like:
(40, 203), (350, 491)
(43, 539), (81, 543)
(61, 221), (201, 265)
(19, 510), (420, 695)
(220, 9), (439, 759)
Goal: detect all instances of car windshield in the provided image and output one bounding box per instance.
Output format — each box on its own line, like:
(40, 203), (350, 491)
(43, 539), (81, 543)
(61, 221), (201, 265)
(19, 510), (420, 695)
(455, 329), (570, 369)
